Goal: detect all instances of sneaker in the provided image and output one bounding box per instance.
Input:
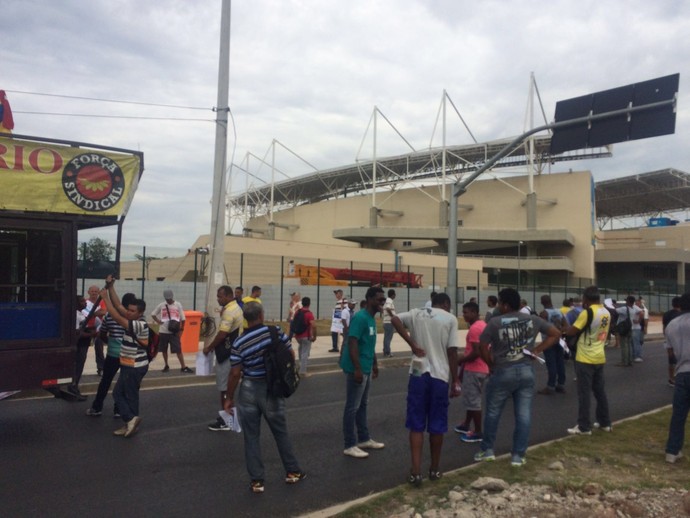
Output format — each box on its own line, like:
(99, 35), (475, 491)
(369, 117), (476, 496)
(162, 365), (170, 372)
(537, 387), (554, 395)
(473, 450), (496, 462)
(555, 385), (566, 394)
(113, 411), (121, 418)
(634, 357), (643, 363)
(666, 451), (683, 464)
(113, 426), (127, 436)
(384, 353), (394, 358)
(567, 425), (592, 435)
(181, 366), (193, 373)
(85, 408), (102, 417)
(453, 424), (470, 435)
(407, 473), (423, 487)
(124, 416), (141, 437)
(460, 431), (483, 443)
(208, 417), (229, 431)
(593, 422), (613, 432)
(668, 379), (676, 387)
(285, 471), (307, 484)
(343, 446), (369, 458)
(428, 470), (442, 481)
(357, 439), (385, 449)
(328, 349), (339, 353)
(250, 480), (265, 493)
(511, 456), (527, 467)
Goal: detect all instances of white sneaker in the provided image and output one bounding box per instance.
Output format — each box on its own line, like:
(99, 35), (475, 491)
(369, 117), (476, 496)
(634, 358), (643, 363)
(567, 425), (592, 435)
(666, 451), (683, 464)
(124, 416), (142, 437)
(593, 422), (613, 432)
(343, 446), (369, 458)
(357, 439), (385, 449)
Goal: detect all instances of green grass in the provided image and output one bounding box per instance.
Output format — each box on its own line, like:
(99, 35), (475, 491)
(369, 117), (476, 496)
(336, 407), (690, 517)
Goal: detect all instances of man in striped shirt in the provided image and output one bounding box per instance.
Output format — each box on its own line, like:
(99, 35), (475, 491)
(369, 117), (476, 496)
(100, 277), (148, 438)
(224, 302), (305, 494)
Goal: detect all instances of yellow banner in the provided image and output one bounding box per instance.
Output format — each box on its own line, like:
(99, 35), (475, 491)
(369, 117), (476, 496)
(0, 136), (142, 216)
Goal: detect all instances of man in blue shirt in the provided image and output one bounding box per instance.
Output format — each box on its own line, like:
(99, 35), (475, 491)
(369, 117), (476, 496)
(224, 302), (305, 494)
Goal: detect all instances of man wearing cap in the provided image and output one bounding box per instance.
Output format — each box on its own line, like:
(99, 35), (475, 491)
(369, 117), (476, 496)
(151, 289), (191, 373)
(330, 289), (347, 353)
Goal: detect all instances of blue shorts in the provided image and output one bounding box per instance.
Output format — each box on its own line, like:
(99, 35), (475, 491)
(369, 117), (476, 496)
(406, 373), (449, 434)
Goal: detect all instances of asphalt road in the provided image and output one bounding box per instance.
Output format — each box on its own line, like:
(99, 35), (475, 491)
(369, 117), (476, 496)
(0, 339), (674, 518)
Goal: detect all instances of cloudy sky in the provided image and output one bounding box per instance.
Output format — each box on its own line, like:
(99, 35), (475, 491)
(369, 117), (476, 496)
(3, 0), (688, 254)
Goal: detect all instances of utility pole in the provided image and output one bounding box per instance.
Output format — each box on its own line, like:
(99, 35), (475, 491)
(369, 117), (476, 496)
(203, 0), (231, 337)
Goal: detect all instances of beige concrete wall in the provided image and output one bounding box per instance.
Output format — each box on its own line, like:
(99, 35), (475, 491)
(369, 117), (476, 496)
(247, 170), (596, 279)
(596, 223), (690, 251)
(121, 235), (486, 289)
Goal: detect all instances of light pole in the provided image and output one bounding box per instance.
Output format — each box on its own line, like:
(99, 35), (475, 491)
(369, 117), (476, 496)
(193, 247), (209, 310)
(517, 241), (524, 293)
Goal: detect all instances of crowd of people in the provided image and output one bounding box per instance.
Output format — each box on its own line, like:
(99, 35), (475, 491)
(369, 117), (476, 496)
(73, 279), (690, 494)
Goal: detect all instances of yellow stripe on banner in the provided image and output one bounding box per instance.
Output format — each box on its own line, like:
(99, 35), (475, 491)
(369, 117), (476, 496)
(0, 136), (141, 216)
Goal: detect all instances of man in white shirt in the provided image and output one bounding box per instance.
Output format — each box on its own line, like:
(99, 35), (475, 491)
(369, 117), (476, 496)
(151, 289), (190, 373)
(382, 289), (396, 357)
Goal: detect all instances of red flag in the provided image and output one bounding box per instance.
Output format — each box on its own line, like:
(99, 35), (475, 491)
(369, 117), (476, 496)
(0, 90), (15, 133)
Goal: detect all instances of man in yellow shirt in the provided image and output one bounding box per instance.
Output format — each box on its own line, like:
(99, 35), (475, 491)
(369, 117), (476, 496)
(564, 285), (612, 435)
(242, 286), (262, 329)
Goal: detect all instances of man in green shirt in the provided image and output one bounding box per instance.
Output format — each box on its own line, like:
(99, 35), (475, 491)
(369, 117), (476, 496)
(340, 286), (386, 458)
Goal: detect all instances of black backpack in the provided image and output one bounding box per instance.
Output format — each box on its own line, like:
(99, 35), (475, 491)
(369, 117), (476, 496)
(290, 309), (308, 336)
(615, 307), (632, 336)
(264, 326), (300, 398)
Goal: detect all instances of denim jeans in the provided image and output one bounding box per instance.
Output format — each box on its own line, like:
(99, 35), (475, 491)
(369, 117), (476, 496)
(297, 337), (312, 375)
(331, 332), (339, 351)
(92, 355), (120, 413)
(113, 364), (148, 422)
(632, 329), (643, 359)
(543, 344), (566, 388)
(666, 372), (690, 455)
(383, 323), (394, 356)
(480, 362), (534, 458)
(343, 372), (372, 449)
(574, 361), (610, 431)
(238, 378), (300, 481)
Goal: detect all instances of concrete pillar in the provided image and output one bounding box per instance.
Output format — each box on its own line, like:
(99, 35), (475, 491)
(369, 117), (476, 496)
(439, 200), (449, 227)
(678, 262), (686, 289)
(526, 192), (537, 229)
(369, 206), (378, 228)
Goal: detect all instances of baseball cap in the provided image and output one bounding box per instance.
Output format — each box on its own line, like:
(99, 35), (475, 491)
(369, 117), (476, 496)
(163, 289), (174, 300)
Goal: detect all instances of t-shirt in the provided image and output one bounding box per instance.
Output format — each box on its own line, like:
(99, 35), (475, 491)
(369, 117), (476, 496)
(665, 313), (690, 375)
(573, 304), (610, 365)
(464, 319), (489, 374)
(295, 308), (315, 340)
(340, 309), (377, 375)
(541, 308), (564, 339)
(151, 300), (185, 334)
(480, 311), (554, 370)
(219, 300), (243, 336)
(241, 296), (261, 328)
(616, 304), (642, 330)
(102, 313), (126, 358)
(341, 307), (351, 331)
(231, 324), (292, 380)
(119, 318), (149, 368)
(330, 298), (346, 333)
(398, 307), (458, 382)
(382, 297), (396, 324)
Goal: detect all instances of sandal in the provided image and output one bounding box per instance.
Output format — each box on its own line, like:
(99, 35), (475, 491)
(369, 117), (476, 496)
(407, 473), (423, 487)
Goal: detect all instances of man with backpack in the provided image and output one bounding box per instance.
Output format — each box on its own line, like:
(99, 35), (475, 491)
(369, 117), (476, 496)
(99, 276), (149, 438)
(564, 285), (613, 436)
(151, 289), (191, 373)
(291, 297), (316, 377)
(616, 296), (642, 366)
(224, 302), (306, 494)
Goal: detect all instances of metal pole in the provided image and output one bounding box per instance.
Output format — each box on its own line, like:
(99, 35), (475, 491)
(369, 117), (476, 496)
(517, 241), (521, 293)
(141, 246), (146, 300)
(203, 0), (231, 339)
(447, 193), (458, 309)
(280, 256), (284, 321)
(193, 251), (198, 310)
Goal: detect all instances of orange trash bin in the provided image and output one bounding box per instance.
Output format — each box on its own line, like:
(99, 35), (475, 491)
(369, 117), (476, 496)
(181, 310), (203, 353)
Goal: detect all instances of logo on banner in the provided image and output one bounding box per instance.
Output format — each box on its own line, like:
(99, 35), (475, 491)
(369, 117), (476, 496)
(62, 153), (125, 212)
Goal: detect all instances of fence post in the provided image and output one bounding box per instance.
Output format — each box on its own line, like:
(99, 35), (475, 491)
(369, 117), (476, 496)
(317, 259), (321, 319)
(239, 253), (244, 290)
(407, 265), (411, 311)
(141, 246), (146, 300)
(280, 256), (285, 321)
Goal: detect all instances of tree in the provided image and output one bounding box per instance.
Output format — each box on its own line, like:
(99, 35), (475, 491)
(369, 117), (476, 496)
(83, 237), (114, 261)
(134, 253), (168, 280)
